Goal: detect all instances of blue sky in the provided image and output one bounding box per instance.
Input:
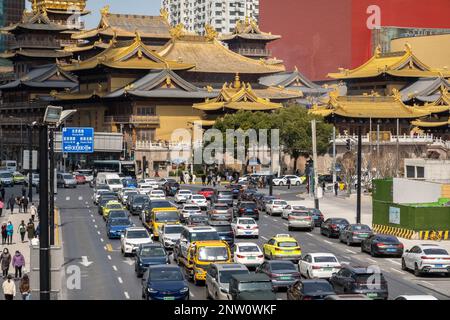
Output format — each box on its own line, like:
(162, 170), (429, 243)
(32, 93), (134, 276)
(26, 0), (161, 28)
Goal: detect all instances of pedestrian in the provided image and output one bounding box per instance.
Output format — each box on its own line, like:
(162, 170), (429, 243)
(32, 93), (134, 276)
(334, 181), (339, 197)
(21, 185), (26, 197)
(322, 181), (326, 193)
(21, 196), (28, 213)
(2, 274), (15, 300)
(29, 203), (37, 222)
(6, 221), (13, 245)
(0, 248), (11, 278)
(12, 250), (25, 279)
(0, 183), (5, 201)
(287, 177), (291, 190)
(1, 223), (7, 245)
(18, 220), (26, 243)
(7, 195), (15, 214)
(19, 274), (30, 300)
(26, 220), (35, 241)
(207, 175), (212, 186)
(16, 196), (22, 213)
(0, 197), (3, 217)
(179, 172), (185, 184)
(201, 175), (206, 186)
(35, 223), (40, 238)
(212, 175), (217, 187)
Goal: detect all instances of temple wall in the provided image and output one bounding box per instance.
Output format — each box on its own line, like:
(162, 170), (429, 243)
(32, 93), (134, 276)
(155, 105), (203, 141)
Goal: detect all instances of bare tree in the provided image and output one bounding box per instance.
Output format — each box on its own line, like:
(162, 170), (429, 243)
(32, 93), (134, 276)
(337, 151), (356, 195)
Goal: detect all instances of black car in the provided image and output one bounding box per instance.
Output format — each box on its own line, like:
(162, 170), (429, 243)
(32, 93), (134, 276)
(320, 218), (350, 238)
(308, 208), (324, 227)
(209, 221), (234, 247)
(257, 196), (278, 211)
(135, 243), (170, 277)
(361, 234), (404, 257)
(234, 201), (259, 220)
(339, 224), (373, 246)
(256, 261), (301, 291)
(329, 264), (389, 300)
(287, 279), (335, 300)
(249, 192), (264, 203)
(240, 189), (258, 201)
(129, 195), (150, 216)
(229, 274), (276, 300)
(164, 181), (180, 197)
(225, 184), (244, 199)
(186, 214), (209, 226)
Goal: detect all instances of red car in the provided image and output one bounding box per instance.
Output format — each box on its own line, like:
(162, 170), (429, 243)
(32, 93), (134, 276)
(75, 174), (86, 184)
(197, 188), (215, 200)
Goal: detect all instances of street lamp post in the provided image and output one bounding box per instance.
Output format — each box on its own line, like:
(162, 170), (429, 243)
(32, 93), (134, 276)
(28, 125), (34, 203)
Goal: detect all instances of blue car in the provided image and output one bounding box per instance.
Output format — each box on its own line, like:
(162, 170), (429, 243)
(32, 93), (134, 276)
(106, 218), (133, 239)
(142, 265), (189, 300)
(135, 243), (169, 277)
(122, 178), (138, 188)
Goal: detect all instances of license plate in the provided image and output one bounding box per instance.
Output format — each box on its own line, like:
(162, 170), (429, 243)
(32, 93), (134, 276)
(322, 268), (332, 271)
(359, 234), (369, 238)
(435, 264), (443, 268)
(163, 296), (175, 300)
(387, 249), (397, 252)
(366, 293), (378, 298)
(245, 231), (252, 234)
(280, 276), (291, 280)
(247, 256), (256, 260)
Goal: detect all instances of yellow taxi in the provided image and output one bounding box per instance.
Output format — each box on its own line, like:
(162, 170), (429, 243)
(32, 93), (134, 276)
(102, 200), (124, 220)
(148, 207), (180, 238)
(263, 234), (302, 263)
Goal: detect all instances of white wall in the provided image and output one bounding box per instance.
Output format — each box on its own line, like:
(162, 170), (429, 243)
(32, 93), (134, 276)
(393, 178), (442, 204)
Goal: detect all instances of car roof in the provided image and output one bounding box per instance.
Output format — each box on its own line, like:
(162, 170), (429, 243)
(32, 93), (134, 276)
(231, 273), (270, 282)
(236, 242), (259, 247)
(214, 263), (248, 271)
(184, 226), (217, 232)
(126, 227), (147, 231)
(148, 264), (180, 271)
(308, 253), (337, 258)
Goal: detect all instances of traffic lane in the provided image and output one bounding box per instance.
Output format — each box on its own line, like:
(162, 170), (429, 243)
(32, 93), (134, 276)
(58, 185), (128, 300)
(256, 213), (450, 300)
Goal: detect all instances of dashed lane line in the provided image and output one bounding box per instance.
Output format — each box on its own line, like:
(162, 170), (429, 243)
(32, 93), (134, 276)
(366, 258), (377, 263)
(421, 281), (433, 286)
(345, 249), (357, 254)
(103, 246), (107, 251)
(118, 277), (123, 284)
(112, 265), (118, 271)
(323, 240), (333, 244)
(306, 233), (314, 237)
(107, 255), (112, 260)
(94, 225), (98, 228)
(97, 231), (101, 235)
(124, 292), (130, 300)
(387, 259), (401, 265)
(65, 197), (70, 201)
(92, 219), (95, 223)
(261, 236), (269, 241)
(78, 196), (83, 201)
(283, 223), (288, 227)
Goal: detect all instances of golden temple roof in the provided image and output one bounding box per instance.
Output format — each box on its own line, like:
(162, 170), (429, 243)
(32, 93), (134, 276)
(219, 17), (281, 42)
(193, 74), (282, 111)
(158, 35), (285, 74)
(61, 34), (194, 72)
(309, 89), (432, 119)
(30, 0), (88, 13)
(328, 44), (450, 79)
(411, 117), (449, 128)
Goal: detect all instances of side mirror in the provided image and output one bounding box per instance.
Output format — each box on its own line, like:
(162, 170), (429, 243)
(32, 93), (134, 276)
(405, 249), (409, 253)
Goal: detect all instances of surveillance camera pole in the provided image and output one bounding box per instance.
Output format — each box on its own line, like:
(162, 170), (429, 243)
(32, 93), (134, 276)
(49, 127), (55, 246)
(28, 125), (33, 203)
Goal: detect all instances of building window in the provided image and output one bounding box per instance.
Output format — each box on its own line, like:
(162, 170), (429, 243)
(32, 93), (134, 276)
(416, 166), (425, 179)
(136, 106), (155, 116)
(137, 129), (155, 142)
(406, 166), (415, 178)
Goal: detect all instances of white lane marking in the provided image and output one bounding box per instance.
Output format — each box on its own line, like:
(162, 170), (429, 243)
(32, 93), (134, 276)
(189, 292), (194, 298)
(103, 246), (107, 251)
(387, 259), (401, 265)
(92, 219), (95, 223)
(100, 238), (104, 242)
(306, 233), (314, 237)
(117, 277), (123, 284)
(78, 196), (83, 201)
(366, 258), (377, 263)
(421, 281), (433, 286)
(283, 223), (288, 227)
(112, 265), (118, 271)
(94, 225), (98, 228)
(323, 240), (332, 244)
(124, 292), (130, 299)
(97, 231), (100, 235)
(107, 255), (112, 261)
(65, 197), (70, 201)
(261, 236), (269, 241)
(390, 268), (406, 275)
(342, 256), (351, 260)
(272, 218), (277, 222)
(345, 249), (357, 254)
(85, 201), (88, 205)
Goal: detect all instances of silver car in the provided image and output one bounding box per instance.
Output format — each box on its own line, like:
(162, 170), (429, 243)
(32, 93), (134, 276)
(160, 224), (184, 250)
(287, 210), (314, 231)
(0, 171), (14, 187)
(57, 173), (77, 188)
(208, 203), (233, 221)
(206, 263), (250, 300)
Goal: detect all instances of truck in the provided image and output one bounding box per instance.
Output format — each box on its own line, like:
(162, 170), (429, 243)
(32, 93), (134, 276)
(176, 240), (232, 286)
(143, 207), (180, 239)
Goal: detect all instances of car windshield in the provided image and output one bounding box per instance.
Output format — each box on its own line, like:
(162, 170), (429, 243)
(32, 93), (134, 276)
(100, 198), (115, 206)
(184, 206), (200, 211)
(278, 241), (298, 248)
(219, 270), (249, 284)
(291, 211), (310, 217)
(423, 248), (448, 255)
(214, 205), (229, 210)
(107, 179), (121, 185)
(274, 201), (287, 205)
(376, 236), (398, 243)
(63, 174), (73, 179)
(109, 211), (127, 219)
(303, 282), (334, 293)
(191, 232), (220, 242)
(140, 247), (166, 257)
(242, 203), (256, 208)
(0, 173), (12, 178)
(155, 211), (179, 222)
(134, 197), (149, 204)
(164, 226), (184, 234)
(212, 225), (232, 233)
(150, 269), (183, 281)
(125, 191), (138, 196)
(271, 262), (297, 271)
(292, 206), (306, 210)
(314, 256), (338, 263)
(238, 219), (256, 225)
(198, 246), (229, 262)
(127, 230), (148, 238)
(239, 281), (272, 292)
(238, 245), (260, 253)
(108, 204), (122, 209)
(352, 225), (371, 231)
(333, 219), (349, 224)
(110, 219), (130, 226)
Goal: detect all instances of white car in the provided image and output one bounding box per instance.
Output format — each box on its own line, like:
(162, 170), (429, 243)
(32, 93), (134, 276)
(149, 189), (166, 200)
(180, 204), (202, 221)
(118, 187), (135, 202)
(281, 205), (307, 219)
(233, 242), (264, 268)
(120, 227), (153, 256)
(138, 184), (153, 195)
(231, 217), (259, 238)
(160, 224), (184, 250)
(298, 253), (341, 279)
(401, 244), (450, 277)
(121, 190), (139, 204)
(265, 199), (288, 216)
(175, 189), (193, 203)
(272, 175), (303, 186)
(394, 295), (438, 300)
(188, 194), (208, 210)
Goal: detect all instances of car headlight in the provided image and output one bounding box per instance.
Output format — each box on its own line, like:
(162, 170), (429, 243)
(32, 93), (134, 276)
(180, 287), (189, 293)
(148, 288), (158, 294)
(125, 242), (133, 247)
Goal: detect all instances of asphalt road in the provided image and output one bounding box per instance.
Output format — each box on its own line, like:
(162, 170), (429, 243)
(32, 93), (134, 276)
(54, 183), (450, 300)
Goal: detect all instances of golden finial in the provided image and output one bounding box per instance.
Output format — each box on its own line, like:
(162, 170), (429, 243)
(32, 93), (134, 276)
(165, 76), (172, 87)
(206, 85), (213, 93)
(100, 5), (110, 16)
(234, 73), (241, 89)
(222, 82), (228, 89)
(247, 83), (252, 90)
(124, 84), (134, 92)
(204, 24), (218, 41)
(160, 8), (169, 22)
(50, 90), (58, 97)
(405, 43), (412, 54)
(134, 30), (142, 42)
(391, 88), (402, 101)
(374, 45), (382, 58)
(170, 23), (184, 40)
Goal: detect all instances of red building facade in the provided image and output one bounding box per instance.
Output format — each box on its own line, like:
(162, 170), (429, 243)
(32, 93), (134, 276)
(260, 0), (450, 80)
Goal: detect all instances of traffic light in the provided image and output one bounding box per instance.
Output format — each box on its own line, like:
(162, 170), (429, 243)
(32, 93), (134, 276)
(346, 139), (352, 151)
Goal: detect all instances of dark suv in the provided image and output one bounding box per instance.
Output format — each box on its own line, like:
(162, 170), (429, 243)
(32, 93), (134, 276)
(229, 274), (276, 300)
(234, 201), (259, 220)
(209, 221), (234, 247)
(329, 265), (388, 300)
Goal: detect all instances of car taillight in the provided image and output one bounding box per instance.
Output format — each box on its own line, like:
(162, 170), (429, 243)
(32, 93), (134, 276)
(442, 258), (450, 260)
(376, 243), (387, 248)
(237, 226), (245, 230)
(251, 226), (258, 230)
(236, 255), (245, 259)
(304, 216), (311, 220)
(240, 208), (244, 212)
(421, 256), (436, 260)
(312, 265), (321, 269)
(288, 216), (295, 220)
(254, 209), (259, 213)
(330, 224), (337, 229)
(397, 244), (404, 249)
(275, 248), (282, 251)
(257, 255), (263, 258)
(302, 296), (312, 300)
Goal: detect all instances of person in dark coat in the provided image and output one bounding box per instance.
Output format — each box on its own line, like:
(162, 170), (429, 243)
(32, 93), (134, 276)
(0, 183), (5, 201)
(21, 185), (26, 197)
(26, 220), (35, 241)
(0, 248), (12, 278)
(7, 195), (15, 214)
(287, 177), (291, 190)
(21, 196), (29, 213)
(1, 223), (7, 245)
(334, 181), (339, 196)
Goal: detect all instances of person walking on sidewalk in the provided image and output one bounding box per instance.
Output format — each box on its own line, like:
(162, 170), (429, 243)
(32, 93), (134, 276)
(1, 223), (7, 245)
(18, 221), (26, 243)
(19, 274), (30, 300)
(0, 197), (4, 217)
(21, 185), (26, 198)
(21, 196), (29, 213)
(6, 221), (13, 245)
(12, 251), (25, 279)
(0, 183), (5, 201)
(7, 195), (15, 215)
(26, 220), (35, 242)
(0, 248), (11, 278)
(287, 177), (291, 190)
(334, 181), (339, 197)
(29, 203), (37, 222)
(3, 274), (15, 300)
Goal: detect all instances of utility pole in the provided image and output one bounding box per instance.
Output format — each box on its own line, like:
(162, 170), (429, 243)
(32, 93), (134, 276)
(356, 126), (362, 224)
(396, 119), (400, 177)
(376, 123), (380, 158)
(49, 128), (55, 246)
(28, 125), (33, 203)
(332, 126), (336, 186)
(311, 120), (319, 209)
(38, 124), (50, 300)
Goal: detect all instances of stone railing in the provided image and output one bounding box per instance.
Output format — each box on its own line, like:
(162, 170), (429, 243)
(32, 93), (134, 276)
(334, 133), (443, 145)
(104, 115), (160, 125)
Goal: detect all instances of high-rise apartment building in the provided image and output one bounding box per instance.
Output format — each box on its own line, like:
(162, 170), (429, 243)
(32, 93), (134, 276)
(0, 0), (25, 53)
(161, 0), (259, 34)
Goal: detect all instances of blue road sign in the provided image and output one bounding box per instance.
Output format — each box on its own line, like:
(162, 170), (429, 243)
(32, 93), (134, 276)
(62, 127), (94, 153)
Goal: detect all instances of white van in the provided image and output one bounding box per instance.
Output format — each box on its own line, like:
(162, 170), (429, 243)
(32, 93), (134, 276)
(96, 172), (123, 192)
(1, 161), (17, 172)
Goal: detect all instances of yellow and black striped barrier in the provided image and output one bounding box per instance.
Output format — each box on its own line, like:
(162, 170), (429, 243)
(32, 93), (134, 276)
(418, 230), (449, 240)
(372, 224), (415, 239)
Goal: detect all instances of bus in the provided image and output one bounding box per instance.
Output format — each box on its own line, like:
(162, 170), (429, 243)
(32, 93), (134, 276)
(93, 160), (136, 178)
